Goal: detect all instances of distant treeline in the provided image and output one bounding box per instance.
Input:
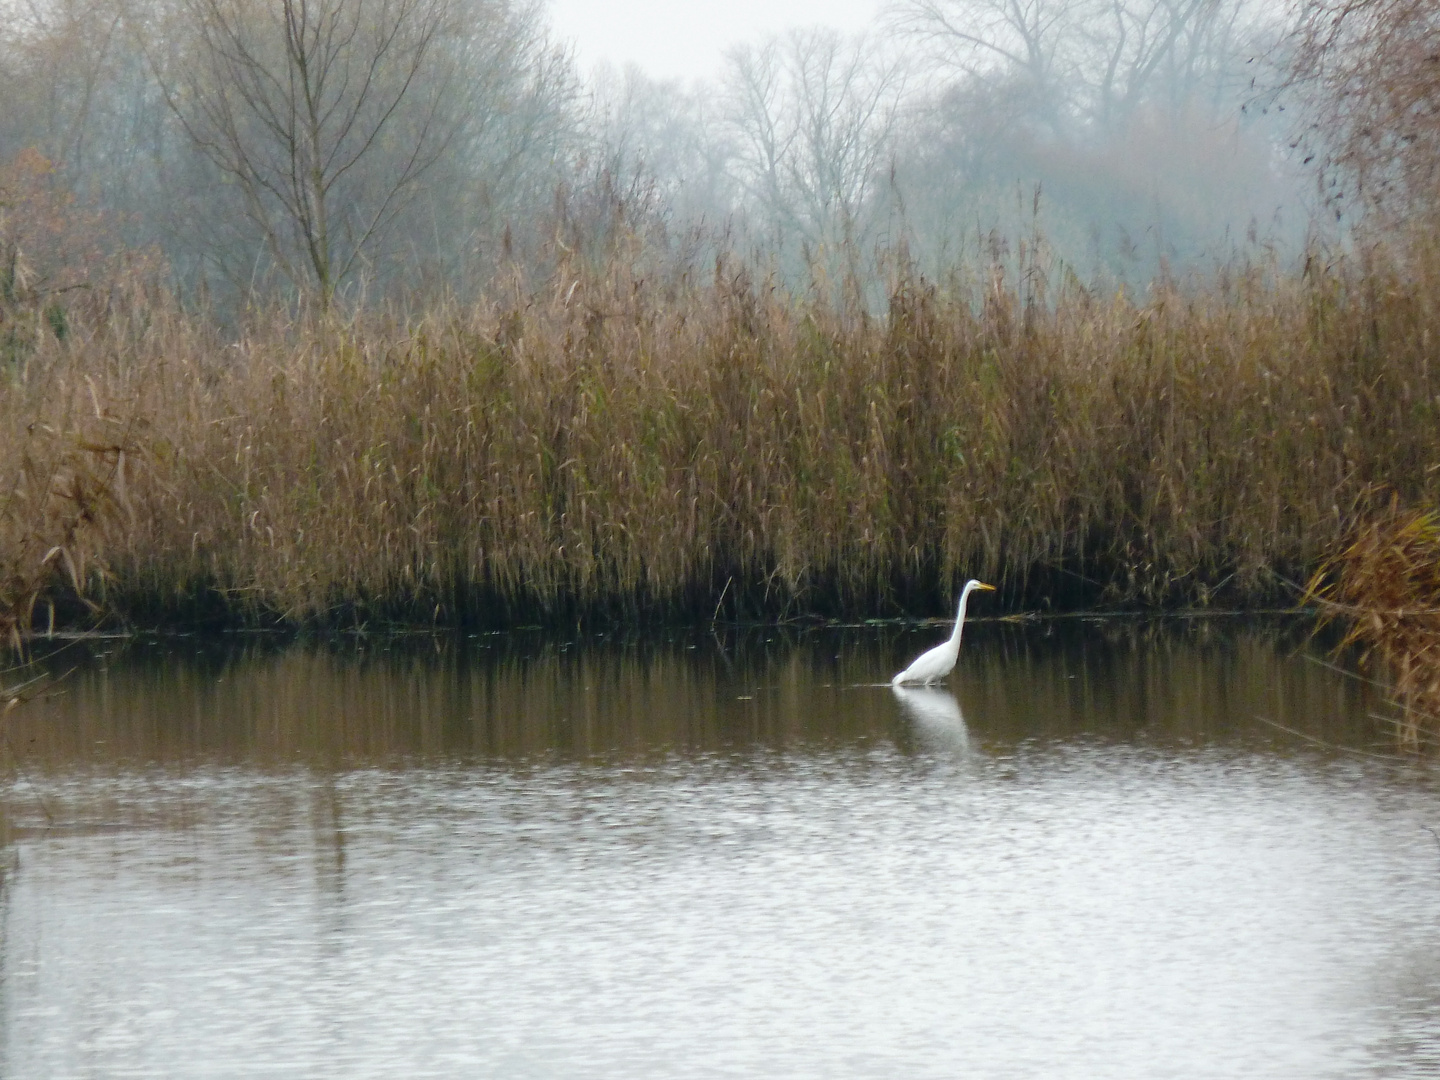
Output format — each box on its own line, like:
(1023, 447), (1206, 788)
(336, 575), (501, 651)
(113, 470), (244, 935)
(4, 231), (1440, 633)
(0, 0), (1304, 313)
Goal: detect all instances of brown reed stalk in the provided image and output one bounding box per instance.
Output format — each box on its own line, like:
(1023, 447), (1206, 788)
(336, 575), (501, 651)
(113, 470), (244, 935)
(1305, 500), (1440, 750)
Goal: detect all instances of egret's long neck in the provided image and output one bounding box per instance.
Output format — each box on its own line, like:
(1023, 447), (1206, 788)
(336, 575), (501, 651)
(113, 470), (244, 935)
(949, 585), (974, 643)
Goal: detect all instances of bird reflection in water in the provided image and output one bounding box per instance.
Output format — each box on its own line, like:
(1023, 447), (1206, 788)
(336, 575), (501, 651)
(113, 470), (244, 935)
(891, 684), (970, 755)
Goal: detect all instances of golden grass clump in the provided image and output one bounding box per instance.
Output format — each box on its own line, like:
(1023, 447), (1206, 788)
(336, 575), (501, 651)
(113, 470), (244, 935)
(4, 235), (1440, 630)
(1306, 502), (1440, 750)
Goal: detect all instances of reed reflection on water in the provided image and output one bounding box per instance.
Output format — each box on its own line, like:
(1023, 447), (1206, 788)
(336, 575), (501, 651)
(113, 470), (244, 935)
(0, 618), (1390, 766)
(3, 619), (1440, 1078)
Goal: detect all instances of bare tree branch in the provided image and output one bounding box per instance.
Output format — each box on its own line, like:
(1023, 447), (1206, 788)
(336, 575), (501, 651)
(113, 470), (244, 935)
(154, 0), (468, 302)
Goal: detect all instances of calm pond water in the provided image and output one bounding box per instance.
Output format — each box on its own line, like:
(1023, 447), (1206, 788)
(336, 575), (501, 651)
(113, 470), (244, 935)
(3, 618), (1440, 1078)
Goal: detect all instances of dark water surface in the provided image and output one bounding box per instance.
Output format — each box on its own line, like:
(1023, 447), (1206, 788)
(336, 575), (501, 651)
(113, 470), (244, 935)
(3, 618), (1439, 1078)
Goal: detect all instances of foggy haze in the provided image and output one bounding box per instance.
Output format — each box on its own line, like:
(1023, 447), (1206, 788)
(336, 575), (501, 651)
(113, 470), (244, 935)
(0, 0), (1318, 308)
(548, 0), (884, 82)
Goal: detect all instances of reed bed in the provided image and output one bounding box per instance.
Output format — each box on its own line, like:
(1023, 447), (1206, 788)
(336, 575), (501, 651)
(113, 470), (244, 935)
(4, 239), (1440, 630)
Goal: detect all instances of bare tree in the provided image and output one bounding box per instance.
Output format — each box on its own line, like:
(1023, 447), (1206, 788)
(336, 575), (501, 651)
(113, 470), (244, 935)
(884, 0), (1295, 282)
(0, 0), (579, 302)
(890, 0), (1076, 131)
(0, 0), (189, 277)
(592, 64), (736, 228)
(723, 30), (907, 257)
(723, 40), (793, 238)
(1284, 0), (1440, 217)
(1084, 0), (1222, 128)
(391, 3), (583, 288)
(0, 0), (124, 171)
(891, 0), (1262, 134)
(153, 0), (471, 302)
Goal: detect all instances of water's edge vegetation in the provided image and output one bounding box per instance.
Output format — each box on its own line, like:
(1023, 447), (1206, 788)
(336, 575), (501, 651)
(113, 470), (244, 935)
(5, 238), (1440, 638)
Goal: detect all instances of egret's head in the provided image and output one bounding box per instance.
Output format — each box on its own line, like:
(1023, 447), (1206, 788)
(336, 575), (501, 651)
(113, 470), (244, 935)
(967, 579), (997, 593)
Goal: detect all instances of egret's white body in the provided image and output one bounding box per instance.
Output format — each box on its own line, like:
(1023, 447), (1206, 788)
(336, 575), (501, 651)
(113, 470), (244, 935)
(891, 579), (996, 685)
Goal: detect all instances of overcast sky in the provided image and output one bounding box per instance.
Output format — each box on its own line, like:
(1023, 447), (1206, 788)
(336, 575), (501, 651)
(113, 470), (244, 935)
(546, 0), (885, 82)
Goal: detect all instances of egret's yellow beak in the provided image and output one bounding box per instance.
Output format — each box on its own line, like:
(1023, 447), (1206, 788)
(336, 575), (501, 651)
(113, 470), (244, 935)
(976, 582), (997, 592)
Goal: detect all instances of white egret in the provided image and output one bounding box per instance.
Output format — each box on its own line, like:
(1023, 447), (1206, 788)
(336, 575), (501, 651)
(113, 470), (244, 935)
(891, 579), (996, 685)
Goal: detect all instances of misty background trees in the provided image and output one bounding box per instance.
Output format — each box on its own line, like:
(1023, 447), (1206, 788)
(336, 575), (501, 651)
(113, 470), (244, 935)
(2, 0), (578, 304)
(0, 0), (1412, 309)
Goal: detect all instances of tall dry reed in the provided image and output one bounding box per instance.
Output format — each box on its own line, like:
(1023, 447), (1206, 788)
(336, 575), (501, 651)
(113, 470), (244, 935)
(5, 238), (1440, 629)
